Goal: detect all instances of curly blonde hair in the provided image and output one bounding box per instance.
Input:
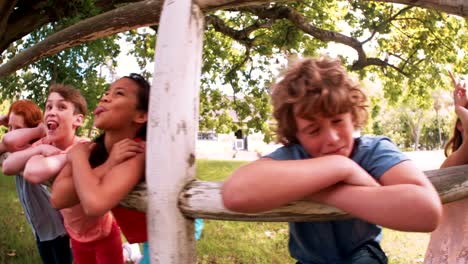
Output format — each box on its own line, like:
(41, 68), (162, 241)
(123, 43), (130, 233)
(271, 56), (368, 145)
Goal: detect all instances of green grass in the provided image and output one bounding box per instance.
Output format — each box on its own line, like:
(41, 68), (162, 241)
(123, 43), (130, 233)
(0, 175), (41, 263)
(0, 160), (429, 263)
(196, 159), (248, 181)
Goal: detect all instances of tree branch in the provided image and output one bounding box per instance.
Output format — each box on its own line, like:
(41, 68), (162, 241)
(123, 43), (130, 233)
(206, 15), (273, 45)
(240, 5), (409, 74)
(351, 57), (409, 76)
(227, 47), (252, 93)
(0, 0), (17, 38)
(361, 5), (413, 44)
(0, 0), (139, 57)
(364, 0), (468, 18)
(0, 0), (164, 78)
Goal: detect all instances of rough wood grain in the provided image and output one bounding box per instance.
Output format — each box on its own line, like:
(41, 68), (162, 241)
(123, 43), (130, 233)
(120, 164), (468, 222)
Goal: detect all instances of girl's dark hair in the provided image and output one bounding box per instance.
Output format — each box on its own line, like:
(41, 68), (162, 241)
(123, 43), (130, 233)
(123, 73), (150, 139)
(445, 118), (463, 157)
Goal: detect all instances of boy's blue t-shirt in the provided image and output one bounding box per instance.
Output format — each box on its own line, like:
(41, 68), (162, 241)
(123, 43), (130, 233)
(265, 136), (409, 264)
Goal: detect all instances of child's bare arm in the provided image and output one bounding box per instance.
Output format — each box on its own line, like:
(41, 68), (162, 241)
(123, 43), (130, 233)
(222, 155), (378, 213)
(2, 124), (45, 152)
(50, 155), (117, 209)
(50, 163), (80, 209)
(68, 141), (145, 216)
(0, 142), (7, 155)
(23, 152), (67, 184)
(64, 139), (145, 216)
(2, 144), (59, 175)
(310, 160), (442, 232)
(441, 138), (468, 168)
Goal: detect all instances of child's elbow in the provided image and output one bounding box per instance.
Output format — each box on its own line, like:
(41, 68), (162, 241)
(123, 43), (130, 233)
(50, 194), (63, 209)
(409, 194), (442, 232)
(81, 199), (107, 217)
(83, 205), (106, 217)
(2, 136), (15, 152)
(2, 160), (16, 176)
(422, 200), (443, 232)
(221, 181), (253, 213)
(23, 166), (47, 184)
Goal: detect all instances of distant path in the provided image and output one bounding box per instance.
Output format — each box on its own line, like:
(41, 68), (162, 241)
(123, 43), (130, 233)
(404, 150), (445, 171)
(204, 149), (447, 172)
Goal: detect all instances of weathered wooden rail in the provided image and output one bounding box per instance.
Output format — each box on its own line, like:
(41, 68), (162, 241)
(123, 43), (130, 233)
(120, 164), (468, 222)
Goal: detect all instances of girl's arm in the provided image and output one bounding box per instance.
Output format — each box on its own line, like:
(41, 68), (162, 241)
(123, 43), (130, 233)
(222, 155), (379, 213)
(441, 139), (468, 168)
(68, 140), (145, 216)
(50, 163), (79, 209)
(53, 139), (144, 211)
(71, 152), (145, 216)
(2, 144), (60, 175)
(309, 160), (442, 232)
(2, 124), (45, 152)
(50, 157), (118, 209)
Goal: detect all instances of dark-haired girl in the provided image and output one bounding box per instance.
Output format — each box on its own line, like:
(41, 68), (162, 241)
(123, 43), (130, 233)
(53, 74), (150, 263)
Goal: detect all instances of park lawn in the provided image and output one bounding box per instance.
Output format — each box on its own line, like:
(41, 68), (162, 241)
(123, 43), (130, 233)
(0, 174), (41, 263)
(0, 159), (428, 263)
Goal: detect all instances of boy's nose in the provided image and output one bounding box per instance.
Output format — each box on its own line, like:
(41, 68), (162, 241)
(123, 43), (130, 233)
(323, 128), (340, 144)
(46, 108), (57, 115)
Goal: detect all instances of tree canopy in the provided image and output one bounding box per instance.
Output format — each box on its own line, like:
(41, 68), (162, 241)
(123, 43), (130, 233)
(0, 0), (466, 145)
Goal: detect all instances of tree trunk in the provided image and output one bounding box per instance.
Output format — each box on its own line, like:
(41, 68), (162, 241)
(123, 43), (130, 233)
(436, 109), (442, 148)
(145, 0), (204, 262)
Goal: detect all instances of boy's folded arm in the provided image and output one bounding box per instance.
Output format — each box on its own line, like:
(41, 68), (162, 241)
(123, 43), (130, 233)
(2, 146), (43, 175)
(310, 160), (442, 232)
(0, 142), (7, 155)
(222, 155), (378, 213)
(2, 127), (42, 152)
(50, 163), (80, 209)
(23, 153), (67, 184)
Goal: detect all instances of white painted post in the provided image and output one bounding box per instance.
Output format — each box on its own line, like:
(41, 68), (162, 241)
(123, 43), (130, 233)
(146, 0), (204, 263)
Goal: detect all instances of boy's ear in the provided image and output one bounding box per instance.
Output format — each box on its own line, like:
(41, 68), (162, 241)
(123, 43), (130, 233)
(133, 111), (148, 125)
(73, 114), (84, 128)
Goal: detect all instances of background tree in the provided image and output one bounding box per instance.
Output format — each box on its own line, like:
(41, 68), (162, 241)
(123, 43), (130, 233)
(0, 0), (466, 142)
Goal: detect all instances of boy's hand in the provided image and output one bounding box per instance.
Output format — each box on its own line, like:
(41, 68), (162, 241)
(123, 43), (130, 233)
(67, 142), (95, 162)
(37, 123), (47, 138)
(107, 138), (145, 167)
(39, 144), (61, 157)
(345, 164), (380, 187)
